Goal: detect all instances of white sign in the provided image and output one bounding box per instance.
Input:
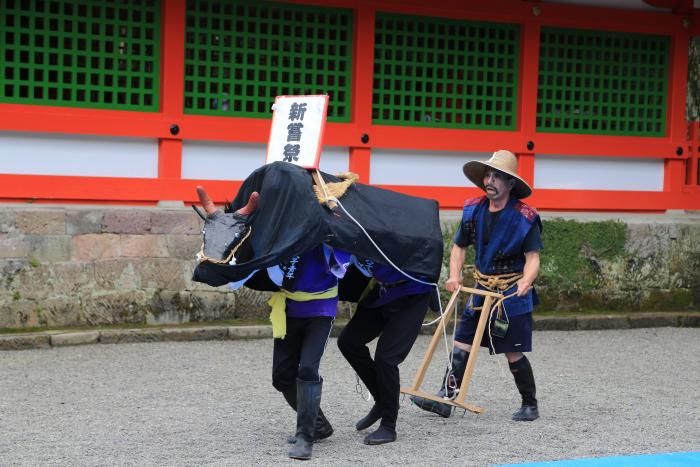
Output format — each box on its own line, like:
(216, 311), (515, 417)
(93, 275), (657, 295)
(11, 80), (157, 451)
(265, 95), (329, 169)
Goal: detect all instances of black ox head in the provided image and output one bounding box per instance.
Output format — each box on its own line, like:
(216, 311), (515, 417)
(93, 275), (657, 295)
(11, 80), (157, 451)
(193, 189), (259, 266)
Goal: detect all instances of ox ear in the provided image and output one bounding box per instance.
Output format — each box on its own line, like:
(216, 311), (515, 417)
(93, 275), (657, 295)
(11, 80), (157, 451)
(196, 210), (252, 265)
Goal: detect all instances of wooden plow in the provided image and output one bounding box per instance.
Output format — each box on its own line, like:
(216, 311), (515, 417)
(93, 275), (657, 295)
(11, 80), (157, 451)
(401, 286), (504, 414)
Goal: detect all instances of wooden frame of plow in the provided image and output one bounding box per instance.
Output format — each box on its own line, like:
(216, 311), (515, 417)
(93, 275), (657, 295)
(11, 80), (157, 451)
(401, 286), (504, 415)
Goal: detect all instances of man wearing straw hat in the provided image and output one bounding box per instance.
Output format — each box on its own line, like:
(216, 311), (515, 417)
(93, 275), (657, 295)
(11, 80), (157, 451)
(411, 149), (542, 421)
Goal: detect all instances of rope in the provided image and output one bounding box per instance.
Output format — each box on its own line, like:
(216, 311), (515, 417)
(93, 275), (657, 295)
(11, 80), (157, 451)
(313, 171), (358, 207)
(472, 269), (522, 296)
(311, 171), (454, 381)
(442, 291), (460, 400)
(311, 173), (527, 395)
(468, 268), (522, 355)
(196, 227), (252, 265)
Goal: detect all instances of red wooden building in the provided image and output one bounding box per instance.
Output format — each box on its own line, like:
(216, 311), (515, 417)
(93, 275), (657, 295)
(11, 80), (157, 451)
(1, 0), (699, 212)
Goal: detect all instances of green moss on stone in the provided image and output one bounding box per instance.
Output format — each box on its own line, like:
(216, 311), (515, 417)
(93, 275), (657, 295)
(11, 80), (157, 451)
(539, 219), (627, 290)
(442, 218), (630, 312)
(642, 288), (693, 310)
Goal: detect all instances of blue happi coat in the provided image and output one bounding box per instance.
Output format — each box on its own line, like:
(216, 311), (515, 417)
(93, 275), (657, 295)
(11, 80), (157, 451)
(227, 244), (350, 319)
(457, 196), (541, 317)
(280, 245), (346, 318)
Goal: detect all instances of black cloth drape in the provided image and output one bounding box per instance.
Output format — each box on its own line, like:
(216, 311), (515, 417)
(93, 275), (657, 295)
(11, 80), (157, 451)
(192, 162), (443, 301)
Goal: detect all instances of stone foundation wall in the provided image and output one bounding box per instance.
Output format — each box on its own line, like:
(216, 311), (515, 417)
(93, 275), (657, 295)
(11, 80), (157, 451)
(0, 205), (271, 329)
(1, 205), (699, 330)
(535, 216), (700, 312)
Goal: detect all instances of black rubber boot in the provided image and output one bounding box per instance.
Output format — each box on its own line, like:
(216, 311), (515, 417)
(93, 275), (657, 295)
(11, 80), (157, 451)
(311, 409), (334, 441)
(286, 409), (334, 444)
(283, 385), (333, 444)
(289, 378), (322, 460)
(509, 356), (539, 421)
(355, 403), (382, 431)
(410, 348), (469, 418)
(363, 424), (397, 445)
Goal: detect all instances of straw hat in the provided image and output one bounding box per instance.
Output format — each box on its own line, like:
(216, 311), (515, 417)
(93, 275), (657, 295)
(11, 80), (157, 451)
(462, 150), (532, 199)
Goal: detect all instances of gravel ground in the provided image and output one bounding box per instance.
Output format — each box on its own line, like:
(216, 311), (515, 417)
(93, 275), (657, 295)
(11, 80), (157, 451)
(1, 327), (699, 466)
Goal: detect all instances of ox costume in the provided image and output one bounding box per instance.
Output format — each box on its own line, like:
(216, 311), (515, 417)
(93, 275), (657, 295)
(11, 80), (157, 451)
(192, 162), (443, 458)
(411, 151), (543, 422)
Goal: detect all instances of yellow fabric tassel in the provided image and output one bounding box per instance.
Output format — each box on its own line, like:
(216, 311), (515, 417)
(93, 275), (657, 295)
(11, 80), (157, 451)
(268, 286), (339, 339)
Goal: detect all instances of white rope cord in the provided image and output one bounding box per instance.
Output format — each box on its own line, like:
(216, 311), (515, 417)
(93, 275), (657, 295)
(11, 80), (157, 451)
(318, 170), (524, 398)
(313, 170), (455, 376)
(443, 291), (460, 400)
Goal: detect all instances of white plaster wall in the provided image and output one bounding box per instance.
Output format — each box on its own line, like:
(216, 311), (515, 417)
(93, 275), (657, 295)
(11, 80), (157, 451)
(182, 141), (265, 180)
(182, 141), (348, 180)
(370, 149), (491, 186)
(0, 131), (158, 178)
(318, 147), (349, 175)
(534, 154), (664, 191)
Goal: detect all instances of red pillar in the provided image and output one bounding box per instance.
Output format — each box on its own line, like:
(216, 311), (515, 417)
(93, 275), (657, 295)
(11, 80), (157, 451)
(348, 6), (376, 184)
(516, 14), (541, 196)
(158, 0), (186, 183)
(518, 15), (541, 153)
(665, 19), (691, 206)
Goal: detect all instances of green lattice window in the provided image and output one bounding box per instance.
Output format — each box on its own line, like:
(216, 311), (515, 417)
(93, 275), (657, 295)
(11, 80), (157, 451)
(373, 13), (519, 129)
(184, 1), (352, 122)
(537, 28), (669, 136)
(0, 0), (160, 111)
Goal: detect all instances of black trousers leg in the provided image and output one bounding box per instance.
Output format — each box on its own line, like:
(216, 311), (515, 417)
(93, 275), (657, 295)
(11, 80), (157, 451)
(337, 305), (384, 401)
(272, 318), (304, 395)
(297, 317), (334, 382)
(273, 317), (334, 392)
(338, 293), (429, 431)
(373, 294), (429, 430)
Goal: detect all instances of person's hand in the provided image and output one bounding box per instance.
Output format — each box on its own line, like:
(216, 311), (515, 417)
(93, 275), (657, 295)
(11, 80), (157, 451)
(515, 277), (532, 296)
(445, 276), (462, 292)
(196, 186), (259, 216)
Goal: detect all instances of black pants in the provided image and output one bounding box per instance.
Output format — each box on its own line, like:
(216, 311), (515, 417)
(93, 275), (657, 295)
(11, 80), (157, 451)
(272, 316), (334, 392)
(337, 293), (430, 430)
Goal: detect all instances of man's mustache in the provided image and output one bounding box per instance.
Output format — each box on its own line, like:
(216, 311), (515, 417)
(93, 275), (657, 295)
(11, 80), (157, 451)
(486, 184), (497, 191)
